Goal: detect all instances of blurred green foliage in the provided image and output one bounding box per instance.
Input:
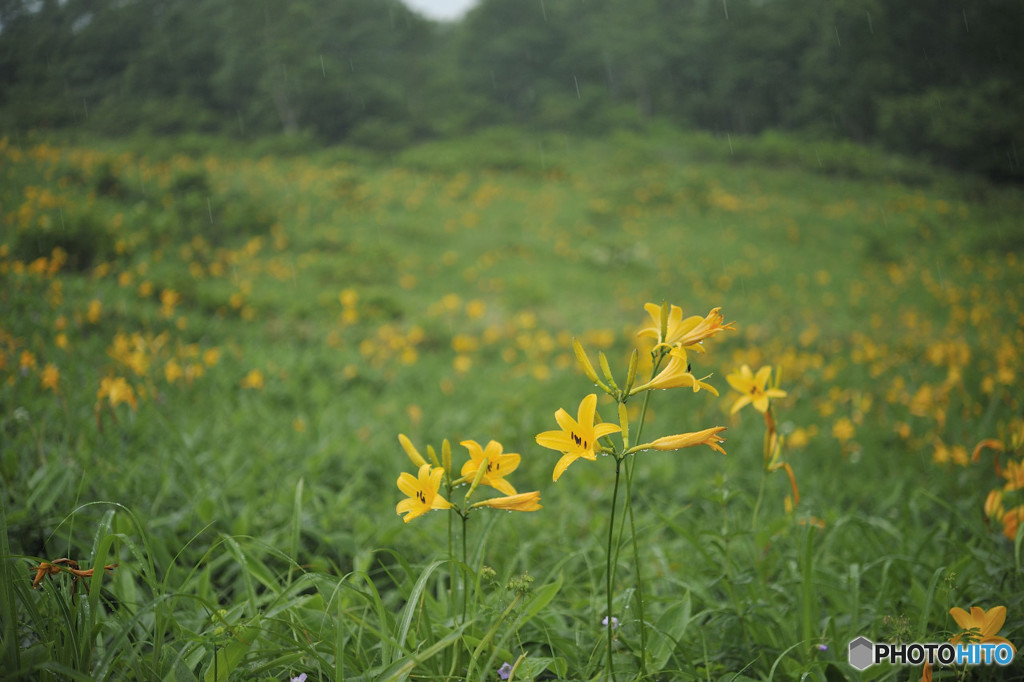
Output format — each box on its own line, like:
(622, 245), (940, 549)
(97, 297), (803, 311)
(1, 0), (1022, 181)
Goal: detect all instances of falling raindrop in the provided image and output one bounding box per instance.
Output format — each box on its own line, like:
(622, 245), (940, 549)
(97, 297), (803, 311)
(573, 74), (581, 100)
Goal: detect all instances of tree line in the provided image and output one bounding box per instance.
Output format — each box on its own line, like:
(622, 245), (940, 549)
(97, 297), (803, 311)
(1, 0), (1021, 180)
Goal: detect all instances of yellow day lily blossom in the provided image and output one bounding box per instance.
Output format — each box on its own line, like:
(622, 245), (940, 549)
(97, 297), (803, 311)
(726, 364), (787, 414)
(638, 303), (734, 353)
(396, 464), (452, 523)
(949, 605), (1017, 652)
(536, 393), (621, 481)
(1002, 506), (1024, 541)
(646, 426), (728, 455)
(985, 489), (1005, 521)
(470, 491), (542, 512)
(40, 363), (60, 392)
(630, 347), (718, 396)
(1002, 459), (1024, 491)
(922, 604), (1018, 681)
(97, 376), (138, 410)
(460, 439), (520, 495)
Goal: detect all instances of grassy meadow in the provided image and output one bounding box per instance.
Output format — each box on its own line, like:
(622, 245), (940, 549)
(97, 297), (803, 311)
(2, 127), (1023, 681)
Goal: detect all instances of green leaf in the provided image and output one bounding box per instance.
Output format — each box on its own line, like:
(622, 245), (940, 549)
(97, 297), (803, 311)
(514, 656), (567, 679)
(649, 590), (691, 670)
(523, 573), (562, 620)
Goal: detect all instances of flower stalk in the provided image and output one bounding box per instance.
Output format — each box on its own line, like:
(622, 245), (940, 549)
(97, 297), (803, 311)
(537, 302), (732, 679)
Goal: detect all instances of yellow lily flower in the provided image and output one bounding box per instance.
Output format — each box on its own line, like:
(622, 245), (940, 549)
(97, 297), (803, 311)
(726, 364), (787, 414)
(471, 491), (542, 512)
(396, 464), (451, 523)
(536, 394), (621, 481)
(949, 605), (1016, 652)
(646, 426), (727, 455)
(638, 303), (734, 353)
(40, 363), (60, 392)
(630, 347), (718, 395)
(985, 489), (1005, 520)
(1003, 459), (1024, 491)
(1002, 506), (1024, 541)
(97, 376), (138, 410)
(460, 439), (520, 495)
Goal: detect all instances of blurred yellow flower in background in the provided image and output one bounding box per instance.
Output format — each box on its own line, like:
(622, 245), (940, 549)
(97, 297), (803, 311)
(240, 369), (264, 390)
(87, 299), (102, 324)
(97, 376), (137, 410)
(832, 417), (855, 443)
(40, 363), (60, 392)
(726, 364), (786, 414)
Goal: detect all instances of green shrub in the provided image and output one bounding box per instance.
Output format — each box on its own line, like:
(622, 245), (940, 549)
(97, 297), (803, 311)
(11, 208), (114, 271)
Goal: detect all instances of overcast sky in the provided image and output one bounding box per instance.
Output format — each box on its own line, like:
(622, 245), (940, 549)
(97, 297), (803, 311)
(403, 0), (477, 21)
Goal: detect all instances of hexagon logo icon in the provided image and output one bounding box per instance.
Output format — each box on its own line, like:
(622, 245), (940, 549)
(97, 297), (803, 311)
(848, 636), (874, 671)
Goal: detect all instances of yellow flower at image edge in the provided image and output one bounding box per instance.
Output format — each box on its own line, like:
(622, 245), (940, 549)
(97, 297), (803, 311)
(396, 464), (451, 523)
(726, 364), (786, 414)
(536, 393), (621, 481)
(1001, 505), (1024, 541)
(922, 605), (1017, 682)
(949, 605), (1016, 652)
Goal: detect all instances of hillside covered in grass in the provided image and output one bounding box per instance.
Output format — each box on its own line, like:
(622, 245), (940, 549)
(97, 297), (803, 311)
(2, 129), (1023, 680)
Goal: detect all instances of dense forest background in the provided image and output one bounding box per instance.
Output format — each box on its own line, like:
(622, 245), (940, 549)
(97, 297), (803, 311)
(1, 0), (1021, 180)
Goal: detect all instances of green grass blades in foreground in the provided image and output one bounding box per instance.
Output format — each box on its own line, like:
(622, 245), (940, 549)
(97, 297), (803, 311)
(1, 128), (1023, 680)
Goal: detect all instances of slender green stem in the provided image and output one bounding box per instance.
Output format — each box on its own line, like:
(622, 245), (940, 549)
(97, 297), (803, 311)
(751, 468), (767, 533)
(618, 354), (662, 673)
(461, 514), (469, 624)
(752, 405), (776, 533)
(631, 356), (661, 447)
(606, 456), (623, 682)
(447, 485), (455, 621)
(456, 511), (469, 678)
(622, 468), (647, 674)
